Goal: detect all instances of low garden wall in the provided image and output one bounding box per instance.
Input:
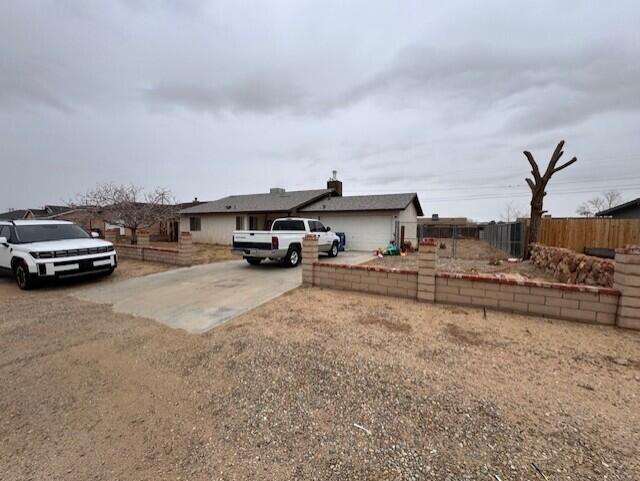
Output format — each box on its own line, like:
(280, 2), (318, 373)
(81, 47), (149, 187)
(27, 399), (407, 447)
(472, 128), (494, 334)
(302, 235), (640, 330)
(530, 243), (614, 287)
(107, 229), (193, 266)
(435, 272), (618, 325)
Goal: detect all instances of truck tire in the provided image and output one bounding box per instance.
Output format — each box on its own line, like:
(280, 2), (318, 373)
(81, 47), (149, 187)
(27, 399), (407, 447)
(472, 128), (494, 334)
(284, 246), (301, 267)
(14, 260), (35, 290)
(328, 242), (339, 257)
(246, 257), (262, 266)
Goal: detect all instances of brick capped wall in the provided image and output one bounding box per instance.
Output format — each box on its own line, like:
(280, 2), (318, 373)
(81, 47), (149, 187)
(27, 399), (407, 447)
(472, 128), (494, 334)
(313, 263), (418, 299)
(435, 272), (619, 325)
(301, 237), (638, 330)
(113, 232), (193, 266)
(614, 245), (640, 329)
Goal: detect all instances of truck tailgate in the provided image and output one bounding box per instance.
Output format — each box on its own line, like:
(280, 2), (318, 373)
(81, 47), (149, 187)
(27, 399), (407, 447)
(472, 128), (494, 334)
(232, 231), (273, 249)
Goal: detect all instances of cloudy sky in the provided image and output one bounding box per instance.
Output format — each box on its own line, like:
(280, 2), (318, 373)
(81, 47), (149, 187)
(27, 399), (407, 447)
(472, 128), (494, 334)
(2, 0), (640, 220)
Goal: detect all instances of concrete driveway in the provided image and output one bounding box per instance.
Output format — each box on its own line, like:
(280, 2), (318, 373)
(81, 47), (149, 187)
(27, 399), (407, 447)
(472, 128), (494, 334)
(73, 251), (372, 333)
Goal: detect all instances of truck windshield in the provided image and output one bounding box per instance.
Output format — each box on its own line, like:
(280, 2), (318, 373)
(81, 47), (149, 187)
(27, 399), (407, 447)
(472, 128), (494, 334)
(14, 224), (90, 243)
(272, 220), (306, 231)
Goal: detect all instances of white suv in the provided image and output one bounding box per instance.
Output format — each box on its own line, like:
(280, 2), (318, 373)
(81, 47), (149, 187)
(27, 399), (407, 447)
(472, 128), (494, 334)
(0, 220), (117, 290)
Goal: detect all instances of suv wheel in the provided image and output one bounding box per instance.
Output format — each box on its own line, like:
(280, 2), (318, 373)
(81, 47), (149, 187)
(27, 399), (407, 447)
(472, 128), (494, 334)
(14, 261), (35, 290)
(328, 242), (339, 257)
(285, 247), (301, 267)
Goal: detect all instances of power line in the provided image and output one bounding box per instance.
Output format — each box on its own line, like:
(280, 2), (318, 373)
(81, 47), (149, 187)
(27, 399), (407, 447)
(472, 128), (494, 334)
(422, 184), (640, 202)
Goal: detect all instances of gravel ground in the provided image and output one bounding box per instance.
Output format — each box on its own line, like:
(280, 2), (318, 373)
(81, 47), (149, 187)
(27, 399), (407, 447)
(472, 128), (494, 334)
(1, 286), (639, 480)
(366, 240), (555, 281)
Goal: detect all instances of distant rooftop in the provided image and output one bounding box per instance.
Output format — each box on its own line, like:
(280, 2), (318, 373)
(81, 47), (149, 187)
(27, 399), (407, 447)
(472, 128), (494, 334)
(596, 197), (640, 216)
(301, 193), (423, 215)
(181, 189), (333, 214)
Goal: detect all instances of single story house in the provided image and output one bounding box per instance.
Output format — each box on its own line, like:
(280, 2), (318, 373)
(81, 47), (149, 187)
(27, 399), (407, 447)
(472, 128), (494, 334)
(180, 176), (423, 250)
(596, 197), (640, 219)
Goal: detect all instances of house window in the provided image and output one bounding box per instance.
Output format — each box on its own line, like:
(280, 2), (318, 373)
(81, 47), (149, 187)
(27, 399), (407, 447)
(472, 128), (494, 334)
(248, 215), (259, 230)
(189, 216), (201, 231)
(235, 216), (245, 230)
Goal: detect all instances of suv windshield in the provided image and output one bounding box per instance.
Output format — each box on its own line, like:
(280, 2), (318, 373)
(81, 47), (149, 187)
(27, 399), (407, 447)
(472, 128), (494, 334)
(14, 224), (90, 243)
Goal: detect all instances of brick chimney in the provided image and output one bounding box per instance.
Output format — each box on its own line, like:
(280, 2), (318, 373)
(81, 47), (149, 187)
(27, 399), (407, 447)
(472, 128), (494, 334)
(326, 170), (342, 196)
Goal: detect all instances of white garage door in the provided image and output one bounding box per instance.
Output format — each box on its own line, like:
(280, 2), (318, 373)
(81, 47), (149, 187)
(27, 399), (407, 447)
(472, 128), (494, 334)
(315, 213), (394, 251)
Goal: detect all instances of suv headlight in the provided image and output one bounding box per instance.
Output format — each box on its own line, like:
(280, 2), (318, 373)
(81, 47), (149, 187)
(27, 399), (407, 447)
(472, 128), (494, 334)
(31, 251), (54, 259)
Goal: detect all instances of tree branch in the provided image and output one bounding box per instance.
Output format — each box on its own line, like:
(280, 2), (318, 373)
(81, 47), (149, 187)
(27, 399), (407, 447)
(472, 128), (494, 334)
(543, 140), (565, 179)
(553, 156), (577, 173)
(525, 178), (536, 191)
(523, 151), (541, 180)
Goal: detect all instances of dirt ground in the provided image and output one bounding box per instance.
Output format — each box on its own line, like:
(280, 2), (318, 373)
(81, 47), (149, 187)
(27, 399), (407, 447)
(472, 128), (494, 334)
(1, 284), (639, 480)
(0, 258), (173, 303)
(151, 242), (236, 264)
(192, 243), (236, 264)
(366, 239), (555, 281)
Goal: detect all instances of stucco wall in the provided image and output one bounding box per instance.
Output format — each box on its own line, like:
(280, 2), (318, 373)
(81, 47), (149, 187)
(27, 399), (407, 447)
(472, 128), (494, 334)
(398, 201), (419, 247)
(181, 213), (237, 245)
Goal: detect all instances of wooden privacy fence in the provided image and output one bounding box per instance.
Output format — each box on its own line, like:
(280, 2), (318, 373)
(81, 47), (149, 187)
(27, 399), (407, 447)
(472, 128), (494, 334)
(539, 218), (640, 252)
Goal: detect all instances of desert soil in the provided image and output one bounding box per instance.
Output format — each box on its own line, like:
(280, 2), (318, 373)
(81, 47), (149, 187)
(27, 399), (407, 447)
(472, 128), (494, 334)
(1, 283), (638, 480)
(366, 239), (555, 281)
(150, 242), (237, 264)
(0, 258), (174, 304)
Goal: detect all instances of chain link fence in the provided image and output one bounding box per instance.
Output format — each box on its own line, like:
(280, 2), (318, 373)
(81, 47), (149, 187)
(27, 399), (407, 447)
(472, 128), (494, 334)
(479, 222), (526, 258)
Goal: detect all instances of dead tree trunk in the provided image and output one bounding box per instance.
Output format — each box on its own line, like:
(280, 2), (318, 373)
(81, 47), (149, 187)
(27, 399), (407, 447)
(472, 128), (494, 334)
(523, 140), (577, 259)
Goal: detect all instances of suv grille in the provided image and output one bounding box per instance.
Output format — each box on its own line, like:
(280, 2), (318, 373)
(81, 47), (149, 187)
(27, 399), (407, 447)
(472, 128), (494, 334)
(31, 245), (114, 259)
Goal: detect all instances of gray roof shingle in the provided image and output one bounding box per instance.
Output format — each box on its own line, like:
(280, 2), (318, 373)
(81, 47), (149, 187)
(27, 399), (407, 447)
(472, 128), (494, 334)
(596, 197), (640, 216)
(0, 209), (29, 220)
(301, 193), (422, 215)
(180, 189), (333, 214)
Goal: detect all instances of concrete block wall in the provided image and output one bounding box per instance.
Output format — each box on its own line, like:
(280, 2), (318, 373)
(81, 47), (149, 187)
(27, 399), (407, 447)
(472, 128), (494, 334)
(105, 228), (118, 243)
(614, 245), (640, 329)
(313, 263), (418, 298)
(113, 232), (193, 266)
(417, 238), (436, 302)
(300, 237), (640, 330)
(435, 273), (620, 325)
(178, 232), (194, 266)
(302, 234), (319, 286)
(137, 230), (150, 247)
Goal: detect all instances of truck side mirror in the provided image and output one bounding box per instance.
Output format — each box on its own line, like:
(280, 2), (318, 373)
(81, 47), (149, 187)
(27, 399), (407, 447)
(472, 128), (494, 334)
(90, 231), (100, 238)
(0, 236), (7, 246)
(325, 226), (331, 232)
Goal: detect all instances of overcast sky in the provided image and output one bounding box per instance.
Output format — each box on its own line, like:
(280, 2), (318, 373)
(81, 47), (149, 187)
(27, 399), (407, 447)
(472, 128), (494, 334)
(2, 1), (640, 220)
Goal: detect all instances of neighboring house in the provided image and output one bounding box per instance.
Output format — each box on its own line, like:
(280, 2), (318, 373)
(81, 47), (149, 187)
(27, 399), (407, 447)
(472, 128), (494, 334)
(0, 209), (31, 220)
(596, 197), (640, 219)
(0, 205), (74, 221)
(180, 175), (423, 250)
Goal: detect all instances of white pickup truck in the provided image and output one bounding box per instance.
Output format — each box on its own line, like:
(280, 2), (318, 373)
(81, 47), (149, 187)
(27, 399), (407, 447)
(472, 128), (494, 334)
(232, 217), (340, 267)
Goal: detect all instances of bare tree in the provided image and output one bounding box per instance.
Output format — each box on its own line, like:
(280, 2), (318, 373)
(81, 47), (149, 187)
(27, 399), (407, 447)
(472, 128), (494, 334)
(523, 140), (577, 258)
(75, 183), (178, 243)
(500, 201), (526, 223)
(576, 190), (624, 217)
(603, 190), (624, 210)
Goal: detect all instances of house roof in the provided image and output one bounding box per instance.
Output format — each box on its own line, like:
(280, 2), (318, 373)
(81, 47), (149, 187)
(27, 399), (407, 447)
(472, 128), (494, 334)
(180, 189), (333, 214)
(0, 209), (29, 220)
(44, 205), (73, 215)
(28, 208), (49, 218)
(596, 197), (640, 216)
(301, 193), (423, 216)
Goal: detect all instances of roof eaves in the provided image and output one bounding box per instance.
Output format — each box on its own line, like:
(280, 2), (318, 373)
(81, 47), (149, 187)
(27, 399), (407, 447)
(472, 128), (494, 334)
(596, 197), (640, 216)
